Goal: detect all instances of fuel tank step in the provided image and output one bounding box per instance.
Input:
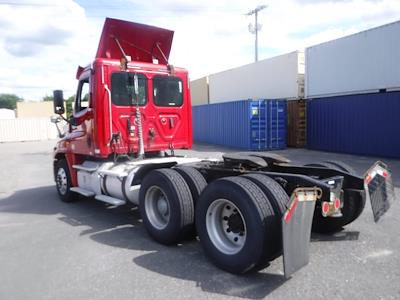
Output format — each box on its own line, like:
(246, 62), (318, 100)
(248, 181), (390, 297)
(70, 187), (95, 197)
(95, 195), (126, 206)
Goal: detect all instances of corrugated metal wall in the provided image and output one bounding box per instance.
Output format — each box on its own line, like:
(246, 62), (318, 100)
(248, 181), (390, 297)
(192, 99), (286, 150)
(0, 118), (59, 142)
(307, 91), (400, 158)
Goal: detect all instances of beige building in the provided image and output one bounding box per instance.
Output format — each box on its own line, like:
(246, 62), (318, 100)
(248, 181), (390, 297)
(17, 101), (54, 118)
(190, 76), (209, 106)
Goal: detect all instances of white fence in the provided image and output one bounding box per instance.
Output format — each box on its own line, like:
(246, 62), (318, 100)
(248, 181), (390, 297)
(0, 118), (59, 142)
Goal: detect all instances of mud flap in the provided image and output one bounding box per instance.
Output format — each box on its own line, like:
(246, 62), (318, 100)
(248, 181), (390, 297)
(282, 187), (321, 279)
(364, 161), (396, 222)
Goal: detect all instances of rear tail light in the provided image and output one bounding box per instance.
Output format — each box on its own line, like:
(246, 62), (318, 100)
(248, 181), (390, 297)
(322, 202), (330, 216)
(334, 198), (341, 210)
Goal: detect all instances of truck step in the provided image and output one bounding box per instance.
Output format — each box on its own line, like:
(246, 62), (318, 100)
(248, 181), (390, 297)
(70, 187), (95, 197)
(95, 195), (126, 206)
(73, 164), (98, 172)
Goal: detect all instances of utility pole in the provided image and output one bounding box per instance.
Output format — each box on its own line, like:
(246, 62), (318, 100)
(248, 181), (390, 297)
(246, 5), (267, 62)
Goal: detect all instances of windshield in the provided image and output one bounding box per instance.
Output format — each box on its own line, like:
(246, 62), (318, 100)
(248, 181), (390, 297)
(153, 76), (183, 107)
(111, 72), (147, 106)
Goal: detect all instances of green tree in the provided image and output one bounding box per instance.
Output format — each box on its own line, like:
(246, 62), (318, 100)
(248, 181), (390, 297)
(42, 95), (54, 102)
(66, 95), (75, 118)
(0, 94), (22, 109)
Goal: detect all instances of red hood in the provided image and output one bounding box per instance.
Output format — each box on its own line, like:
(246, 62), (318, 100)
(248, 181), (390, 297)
(96, 18), (174, 65)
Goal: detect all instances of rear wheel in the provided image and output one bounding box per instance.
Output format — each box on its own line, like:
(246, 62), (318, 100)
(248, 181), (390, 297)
(174, 166), (207, 206)
(196, 176), (278, 274)
(241, 173), (289, 265)
(312, 201), (355, 233)
(55, 159), (77, 203)
(139, 169), (194, 245)
(305, 161), (364, 233)
(174, 166), (207, 237)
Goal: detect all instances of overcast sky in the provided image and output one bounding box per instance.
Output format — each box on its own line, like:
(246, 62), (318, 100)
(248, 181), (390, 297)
(0, 0), (399, 100)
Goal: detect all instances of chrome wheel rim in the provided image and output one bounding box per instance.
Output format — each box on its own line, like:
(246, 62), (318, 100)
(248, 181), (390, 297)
(56, 168), (68, 195)
(206, 199), (247, 255)
(144, 186), (170, 230)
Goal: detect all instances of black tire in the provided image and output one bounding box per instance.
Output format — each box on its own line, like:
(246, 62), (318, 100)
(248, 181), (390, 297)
(55, 159), (77, 203)
(343, 189), (366, 225)
(241, 174), (289, 216)
(241, 174), (289, 267)
(174, 166), (207, 206)
(312, 201), (355, 233)
(304, 162), (364, 233)
(139, 168), (194, 245)
(174, 166), (207, 238)
(323, 160), (357, 175)
(196, 176), (278, 274)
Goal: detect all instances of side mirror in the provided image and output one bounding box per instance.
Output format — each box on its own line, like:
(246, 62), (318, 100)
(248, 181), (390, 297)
(53, 90), (65, 114)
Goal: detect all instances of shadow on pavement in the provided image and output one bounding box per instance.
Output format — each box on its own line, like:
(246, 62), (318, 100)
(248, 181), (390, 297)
(311, 231), (360, 242)
(0, 185), (286, 299)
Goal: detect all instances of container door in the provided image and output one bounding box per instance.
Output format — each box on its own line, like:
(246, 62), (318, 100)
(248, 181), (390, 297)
(249, 100), (266, 150)
(266, 100), (287, 150)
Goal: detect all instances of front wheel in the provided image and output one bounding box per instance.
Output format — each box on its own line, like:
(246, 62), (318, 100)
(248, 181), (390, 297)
(55, 159), (77, 203)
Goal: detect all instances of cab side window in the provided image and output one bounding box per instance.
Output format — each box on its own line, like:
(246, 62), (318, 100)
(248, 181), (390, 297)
(75, 79), (90, 113)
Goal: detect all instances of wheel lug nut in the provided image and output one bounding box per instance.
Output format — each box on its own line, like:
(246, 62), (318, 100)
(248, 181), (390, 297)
(234, 237), (238, 242)
(223, 216), (228, 221)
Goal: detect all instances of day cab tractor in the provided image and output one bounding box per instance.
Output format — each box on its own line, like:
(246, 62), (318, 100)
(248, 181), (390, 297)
(51, 18), (395, 278)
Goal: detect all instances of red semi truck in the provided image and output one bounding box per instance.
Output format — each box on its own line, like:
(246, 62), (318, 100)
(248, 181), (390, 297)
(52, 18), (395, 278)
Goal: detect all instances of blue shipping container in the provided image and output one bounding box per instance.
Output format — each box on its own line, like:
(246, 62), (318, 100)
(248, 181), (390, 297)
(307, 91), (400, 158)
(192, 99), (287, 150)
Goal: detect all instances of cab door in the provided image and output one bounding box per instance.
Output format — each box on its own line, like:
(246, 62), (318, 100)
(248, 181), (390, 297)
(68, 75), (94, 155)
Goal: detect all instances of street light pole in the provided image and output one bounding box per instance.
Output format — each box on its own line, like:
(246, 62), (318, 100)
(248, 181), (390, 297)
(246, 5), (267, 62)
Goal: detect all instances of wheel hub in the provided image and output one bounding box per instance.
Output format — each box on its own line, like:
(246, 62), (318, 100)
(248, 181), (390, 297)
(56, 168), (67, 195)
(157, 197), (169, 216)
(144, 186), (170, 230)
(227, 213), (245, 234)
(206, 199), (247, 255)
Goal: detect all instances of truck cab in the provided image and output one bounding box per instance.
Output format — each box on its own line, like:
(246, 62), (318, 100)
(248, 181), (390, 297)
(54, 18), (192, 164)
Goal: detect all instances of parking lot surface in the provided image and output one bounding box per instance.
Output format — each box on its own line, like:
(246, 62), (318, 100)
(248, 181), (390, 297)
(0, 140), (399, 300)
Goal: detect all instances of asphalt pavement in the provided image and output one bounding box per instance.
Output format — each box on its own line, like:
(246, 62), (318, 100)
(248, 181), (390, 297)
(0, 140), (399, 300)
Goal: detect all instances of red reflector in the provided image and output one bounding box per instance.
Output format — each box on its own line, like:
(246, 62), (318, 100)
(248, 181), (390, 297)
(322, 202), (330, 215)
(382, 171), (388, 178)
(365, 175), (372, 184)
(334, 198), (341, 210)
(284, 197), (299, 224)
